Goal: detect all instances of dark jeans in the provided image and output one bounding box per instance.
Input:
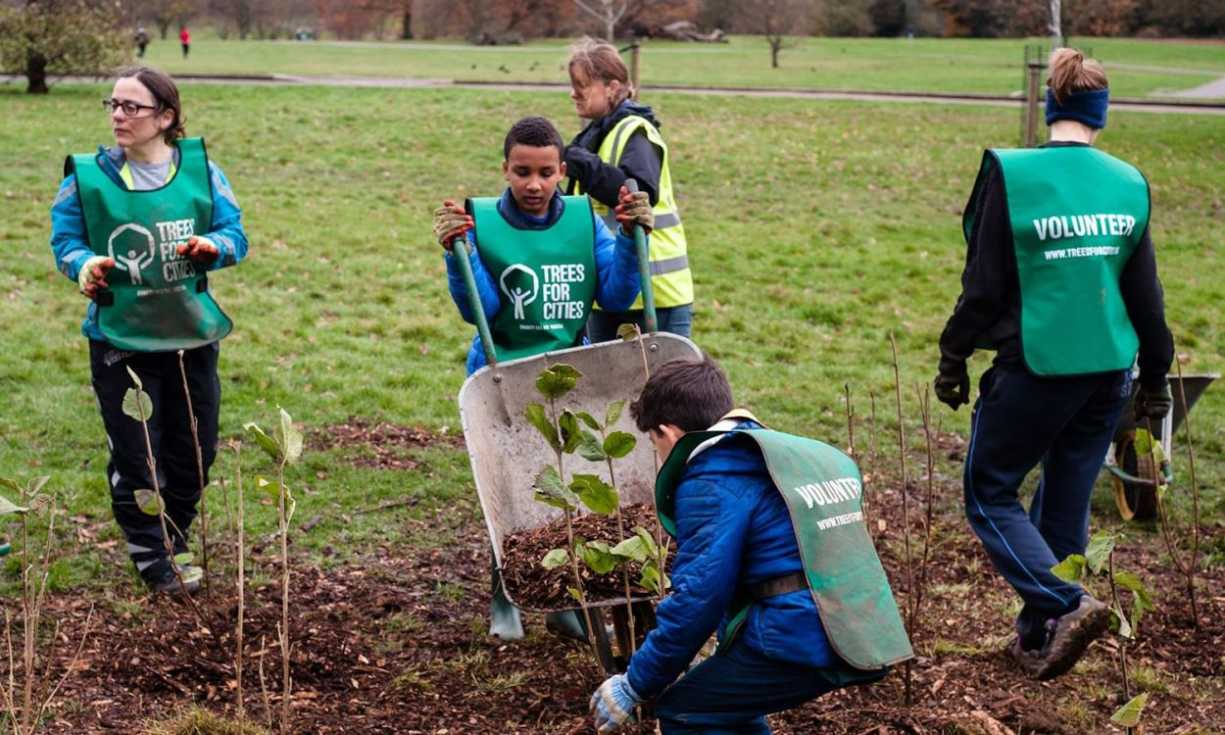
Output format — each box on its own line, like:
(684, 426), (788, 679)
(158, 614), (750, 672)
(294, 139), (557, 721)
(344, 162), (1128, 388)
(653, 640), (886, 734)
(586, 303), (693, 343)
(89, 340), (220, 578)
(963, 365), (1129, 643)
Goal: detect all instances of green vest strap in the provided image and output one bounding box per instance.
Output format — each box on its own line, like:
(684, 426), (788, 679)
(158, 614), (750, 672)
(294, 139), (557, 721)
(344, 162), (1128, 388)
(70, 138), (232, 352)
(578, 115), (694, 309)
(656, 425), (914, 670)
(968, 147), (1147, 376)
(467, 195), (597, 362)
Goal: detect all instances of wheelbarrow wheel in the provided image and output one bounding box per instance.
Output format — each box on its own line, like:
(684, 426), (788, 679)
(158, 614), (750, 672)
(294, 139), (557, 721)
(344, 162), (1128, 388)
(1111, 436), (1158, 521)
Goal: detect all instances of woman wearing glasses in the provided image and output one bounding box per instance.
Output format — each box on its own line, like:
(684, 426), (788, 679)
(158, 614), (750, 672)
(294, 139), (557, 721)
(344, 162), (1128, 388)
(50, 66), (248, 595)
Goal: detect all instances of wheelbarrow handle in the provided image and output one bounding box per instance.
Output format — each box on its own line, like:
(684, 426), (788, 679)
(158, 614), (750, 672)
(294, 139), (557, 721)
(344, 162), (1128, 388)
(452, 235), (498, 368)
(623, 179), (658, 334)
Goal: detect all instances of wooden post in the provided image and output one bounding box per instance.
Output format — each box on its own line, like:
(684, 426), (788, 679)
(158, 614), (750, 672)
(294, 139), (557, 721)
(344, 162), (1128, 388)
(1024, 61), (1044, 148)
(631, 43), (640, 100)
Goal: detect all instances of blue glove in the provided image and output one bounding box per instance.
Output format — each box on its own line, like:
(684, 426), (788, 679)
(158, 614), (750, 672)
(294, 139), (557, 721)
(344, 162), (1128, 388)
(589, 673), (641, 733)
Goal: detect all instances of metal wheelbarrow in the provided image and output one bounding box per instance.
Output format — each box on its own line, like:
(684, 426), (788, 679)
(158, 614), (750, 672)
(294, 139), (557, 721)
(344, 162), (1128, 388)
(1104, 373), (1217, 521)
(452, 189), (696, 672)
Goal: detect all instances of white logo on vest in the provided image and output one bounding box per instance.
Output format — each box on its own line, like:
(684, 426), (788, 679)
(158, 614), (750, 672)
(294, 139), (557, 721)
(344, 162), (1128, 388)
(499, 264), (539, 320)
(107, 223), (156, 285)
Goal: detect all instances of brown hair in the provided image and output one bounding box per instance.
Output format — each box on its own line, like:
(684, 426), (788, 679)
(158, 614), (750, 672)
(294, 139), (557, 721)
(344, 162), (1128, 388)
(568, 37), (633, 107)
(118, 66), (186, 144)
(630, 356), (734, 433)
(1047, 48), (1108, 105)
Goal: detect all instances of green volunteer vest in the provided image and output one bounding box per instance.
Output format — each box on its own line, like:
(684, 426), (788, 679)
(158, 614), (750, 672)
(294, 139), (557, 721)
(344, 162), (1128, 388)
(965, 147), (1148, 376)
(656, 425), (914, 671)
(573, 115), (693, 309)
(68, 137), (232, 352)
(468, 195), (597, 362)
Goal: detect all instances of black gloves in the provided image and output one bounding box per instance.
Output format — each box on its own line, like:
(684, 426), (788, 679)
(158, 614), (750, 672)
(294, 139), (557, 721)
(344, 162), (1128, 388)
(563, 144), (599, 184)
(934, 359), (970, 410)
(1134, 380), (1172, 421)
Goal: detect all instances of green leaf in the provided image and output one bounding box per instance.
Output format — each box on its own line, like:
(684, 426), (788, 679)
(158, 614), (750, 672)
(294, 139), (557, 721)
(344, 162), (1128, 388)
(276, 408), (303, 465)
(1114, 569), (1154, 630)
(570, 474), (619, 515)
(536, 364), (582, 400)
(639, 563), (662, 594)
(605, 399), (626, 428)
(125, 365), (143, 390)
(1085, 532), (1117, 575)
(174, 552), (194, 566)
(1132, 429), (1165, 464)
(579, 541), (620, 574)
(616, 323), (640, 341)
(566, 586), (583, 603)
(133, 489), (164, 516)
(533, 467), (578, 510)
(0, 478), (19, 493)
(244, 423), (282, 462)
(603, 431), (637, 459)
(541, 548), (569, 570)
(1050, 554), (1086, 583)
(611, 535), (650, 563)
(179, 565), (204, 584)
(122, 387), (154, 422)
(0, 494), (29, 516)
(524, 403), (559, 451)
(577, 431), (607, 462)
(28, 476), (50, 496)
(1112, 603), (1133, 639)
(1110, 692), (1148, 728)
(575, 411), (602, 431)
(634, 527), (661, 558)
(559, 411), (582, 454)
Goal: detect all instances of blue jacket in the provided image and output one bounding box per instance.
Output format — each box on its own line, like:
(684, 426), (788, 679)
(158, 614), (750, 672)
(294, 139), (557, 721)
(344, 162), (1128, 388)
(49, 144), (249, 342)
(445, 189), (642, 375)
(627, 421), (836, 699)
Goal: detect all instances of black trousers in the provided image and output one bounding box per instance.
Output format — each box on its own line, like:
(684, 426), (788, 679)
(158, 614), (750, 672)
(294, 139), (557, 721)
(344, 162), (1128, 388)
(89, 340), (220, 577)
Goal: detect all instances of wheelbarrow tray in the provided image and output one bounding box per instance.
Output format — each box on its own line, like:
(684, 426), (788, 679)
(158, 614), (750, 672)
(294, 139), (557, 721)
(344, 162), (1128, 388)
(458, 333), (702, 613)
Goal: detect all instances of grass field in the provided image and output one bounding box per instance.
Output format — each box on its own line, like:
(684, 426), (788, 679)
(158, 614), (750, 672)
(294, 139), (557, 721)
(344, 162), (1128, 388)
(120, 35), (1225, 100)
(1, 80), (1222, 595)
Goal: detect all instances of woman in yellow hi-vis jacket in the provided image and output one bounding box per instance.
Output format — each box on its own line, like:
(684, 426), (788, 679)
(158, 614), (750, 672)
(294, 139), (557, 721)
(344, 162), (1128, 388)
(564, 37), (694, 341)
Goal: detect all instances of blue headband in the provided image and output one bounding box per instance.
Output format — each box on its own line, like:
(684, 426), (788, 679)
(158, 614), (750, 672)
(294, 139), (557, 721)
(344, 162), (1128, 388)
(1045, 88), (1109, 130)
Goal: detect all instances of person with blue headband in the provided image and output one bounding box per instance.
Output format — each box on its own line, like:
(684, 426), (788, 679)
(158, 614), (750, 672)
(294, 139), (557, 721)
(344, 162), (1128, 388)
(932, 48), (1173, 680)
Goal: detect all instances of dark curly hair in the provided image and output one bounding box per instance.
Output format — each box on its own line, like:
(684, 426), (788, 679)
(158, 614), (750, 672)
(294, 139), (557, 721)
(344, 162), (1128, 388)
(503, 116), (564, 161)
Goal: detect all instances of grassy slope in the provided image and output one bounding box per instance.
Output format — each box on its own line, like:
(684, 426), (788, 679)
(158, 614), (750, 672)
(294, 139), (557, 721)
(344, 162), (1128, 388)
(0, 83), (1222, 592)
(125, 35), (1225, 100)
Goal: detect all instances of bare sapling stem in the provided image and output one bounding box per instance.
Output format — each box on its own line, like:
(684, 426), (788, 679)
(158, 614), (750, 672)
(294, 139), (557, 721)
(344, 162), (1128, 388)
(258, 635), (273, 727)
(844, 383), (856, 459)
(277, 456), (291, 735)
(888, 333), (915, 706)
(20, 494), (32, 733)
(1173, 358), (1202, 625)
(604, 454), (637, 656)
(1144, 408), (1199, 624)
(1107, 550), (1134, 735)
(177, 351), (209, 591)
(233, 443), (246, 722)
(630, 325), (669, 556)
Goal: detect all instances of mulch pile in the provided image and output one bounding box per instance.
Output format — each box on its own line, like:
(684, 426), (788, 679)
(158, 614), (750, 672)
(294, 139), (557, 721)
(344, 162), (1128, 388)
(311, 417), (462, 470)
(501, 503), (668, 609)
(8, 427), (1225, 733)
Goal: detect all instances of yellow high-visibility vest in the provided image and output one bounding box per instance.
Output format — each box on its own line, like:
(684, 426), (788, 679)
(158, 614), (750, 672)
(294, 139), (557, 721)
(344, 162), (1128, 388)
(577, 115), (693, 309)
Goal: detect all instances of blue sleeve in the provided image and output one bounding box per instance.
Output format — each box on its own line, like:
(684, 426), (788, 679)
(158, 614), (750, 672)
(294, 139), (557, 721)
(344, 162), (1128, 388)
(205, 162), (248, 271)
(592, 214), (642, 312)
(444, 231), (500, 325)
(626, 476), (752, 699)
(49, 174), (95, 283)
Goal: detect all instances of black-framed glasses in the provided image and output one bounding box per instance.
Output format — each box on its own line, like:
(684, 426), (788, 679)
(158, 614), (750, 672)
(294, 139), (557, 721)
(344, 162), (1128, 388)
(102, 98), (159, 117)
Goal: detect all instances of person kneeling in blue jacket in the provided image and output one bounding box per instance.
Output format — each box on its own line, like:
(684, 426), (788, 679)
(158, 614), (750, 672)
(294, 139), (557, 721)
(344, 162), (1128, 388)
(591, 357), (914, 734)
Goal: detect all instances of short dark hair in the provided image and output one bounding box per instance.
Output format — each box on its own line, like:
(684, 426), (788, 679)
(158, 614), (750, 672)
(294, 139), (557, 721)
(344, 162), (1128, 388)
(503, 116), (564, 161)
(630, 356), (734, 433)
(117, 66), (185, 145)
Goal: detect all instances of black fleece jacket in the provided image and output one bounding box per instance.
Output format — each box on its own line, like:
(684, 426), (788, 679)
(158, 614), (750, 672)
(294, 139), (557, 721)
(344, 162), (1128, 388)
(564, 99), (664, 208)
(938, 142), (1173, 390)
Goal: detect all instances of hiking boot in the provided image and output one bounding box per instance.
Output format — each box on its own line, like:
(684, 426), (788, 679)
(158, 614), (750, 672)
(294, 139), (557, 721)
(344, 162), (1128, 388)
(1007, 595), (1109, 680)
(142, 559), (203, 596)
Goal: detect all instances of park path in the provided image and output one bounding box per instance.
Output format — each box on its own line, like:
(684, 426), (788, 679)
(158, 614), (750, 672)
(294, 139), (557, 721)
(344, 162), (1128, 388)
(1172, 75), (1225, 99)
(6, 73), (1224, 114)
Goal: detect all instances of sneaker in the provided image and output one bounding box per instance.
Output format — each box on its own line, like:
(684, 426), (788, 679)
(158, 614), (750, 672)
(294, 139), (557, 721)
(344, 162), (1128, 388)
(1007, 595), (1109, 680)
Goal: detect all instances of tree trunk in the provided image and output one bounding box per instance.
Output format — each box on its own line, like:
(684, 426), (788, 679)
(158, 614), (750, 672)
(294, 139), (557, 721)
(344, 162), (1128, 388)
(401, 8), (412, 39)
(605, 16), (615, 41)
(769, 37), (781, 69)
(158, 20), (171, 39)
(26, 50), (48, 94)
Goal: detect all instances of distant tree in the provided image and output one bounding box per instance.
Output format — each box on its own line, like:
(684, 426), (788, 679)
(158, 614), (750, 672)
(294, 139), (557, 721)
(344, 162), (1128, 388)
(738, 0), (811, 68)
(0, 0), (130, 94)
(870, 0), (906, 35)
(818, 0), (875, 36)
(1063, 0), (1136, 36)
(146, 0), (195, 39)
(574, 0), (630, 40)
(931, 0), (1008, 37)
(698, 0), (735, 30)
